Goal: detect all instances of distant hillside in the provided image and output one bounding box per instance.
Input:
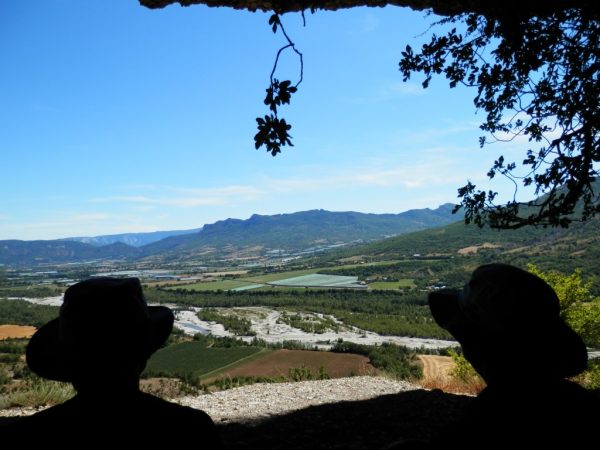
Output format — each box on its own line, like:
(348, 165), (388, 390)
(0, 240), (141, 266)
(61, 227), (202, 247)
(332, 216), (600, 280)
(140, 205), (459, 256)
(0, 206), (459, 265)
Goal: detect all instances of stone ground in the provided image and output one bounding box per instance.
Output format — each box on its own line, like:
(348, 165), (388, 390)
(212, 380), (474, 450)
(0, 376), (474, 449)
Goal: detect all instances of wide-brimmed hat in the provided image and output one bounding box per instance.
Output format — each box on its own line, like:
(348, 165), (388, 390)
(26, 277), (173, 382)
(428, 263), (588, 377)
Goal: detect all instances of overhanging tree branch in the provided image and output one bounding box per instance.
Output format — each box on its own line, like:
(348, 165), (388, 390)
(254, 13), (305, 156)
(399, 8), (600, 229)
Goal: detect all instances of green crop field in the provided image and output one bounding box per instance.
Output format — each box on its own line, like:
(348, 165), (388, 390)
(333, 260), (402, 270)
(244, 268), (319, 283)
(269, 274), (362, 288)
(368, 279), (416, 290)
(144, 341), (265, 378)
(166, 280), (253, 291)
(166, 264), (412, 292)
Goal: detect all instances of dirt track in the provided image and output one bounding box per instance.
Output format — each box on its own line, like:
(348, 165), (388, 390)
(0, 325), (36, 340)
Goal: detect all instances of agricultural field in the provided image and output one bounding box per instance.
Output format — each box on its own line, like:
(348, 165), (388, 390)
(368, 280), (416, 290)
(243, 268), (320, 283)
(0, 325), (36, 340)
(417, 354), (486, 395)
(143, 341), (265, 379)
(165, 271), (367, 292)
(172, 279), (257, 291)
(417, 355), (454, 380)
(163, 261), (425, 292)
(268, 274), (364, 289)
(205, 349), (375, 382)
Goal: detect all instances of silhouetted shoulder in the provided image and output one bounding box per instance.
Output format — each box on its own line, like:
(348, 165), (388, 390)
(431, 380), (599, 448)
(138, 392), (219, 429)
(0, 393), (222, 447)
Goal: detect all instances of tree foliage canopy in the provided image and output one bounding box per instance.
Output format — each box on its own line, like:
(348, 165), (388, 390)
(399, 7), (599, 229)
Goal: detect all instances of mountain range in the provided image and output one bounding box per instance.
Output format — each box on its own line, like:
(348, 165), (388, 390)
(0, 204), (459, 266)
(59, 228), (203, 247)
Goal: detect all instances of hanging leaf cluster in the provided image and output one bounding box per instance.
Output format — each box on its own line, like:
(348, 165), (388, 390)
(254, 14), (303, 156)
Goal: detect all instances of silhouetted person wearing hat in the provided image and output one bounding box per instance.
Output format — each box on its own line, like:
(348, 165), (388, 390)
(0, 278), (222, 447)
(428, 264), (599, 448)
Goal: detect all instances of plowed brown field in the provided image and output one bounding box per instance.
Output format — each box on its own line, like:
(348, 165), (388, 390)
(0, 325), (36, 340)
(207, 349), (376, 381)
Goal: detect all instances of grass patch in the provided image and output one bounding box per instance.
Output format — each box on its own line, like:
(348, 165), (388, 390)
(0, 378), (74, 409)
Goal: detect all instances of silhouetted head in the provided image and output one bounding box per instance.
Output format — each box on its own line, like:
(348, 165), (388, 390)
(26, 277), (173, 385)
(428, 264), (587, 384)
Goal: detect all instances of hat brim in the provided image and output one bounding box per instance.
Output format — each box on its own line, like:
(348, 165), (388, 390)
(428, 289), (588, 377)
(26, 306), (174, 382)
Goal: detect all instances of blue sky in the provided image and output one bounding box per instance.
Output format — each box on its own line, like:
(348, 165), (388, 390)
(1, 1), (528, 240)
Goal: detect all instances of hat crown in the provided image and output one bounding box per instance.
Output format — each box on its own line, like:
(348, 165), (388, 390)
(58, 278), (152, 361)
(26, 277), (174, 382)
(60, 278), (150, 333)
(461, 264), (560, 331)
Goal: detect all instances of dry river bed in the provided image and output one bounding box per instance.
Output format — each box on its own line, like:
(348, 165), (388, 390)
(7, 297), (455, 350)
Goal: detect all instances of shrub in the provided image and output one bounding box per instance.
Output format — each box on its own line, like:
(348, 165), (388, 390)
(0, 378), (74, 409)
(448, 348), (479, 383)
(573, 359), (600, 391)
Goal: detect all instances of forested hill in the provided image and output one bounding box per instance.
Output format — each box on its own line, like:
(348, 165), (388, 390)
(0, 205), (457, 265)
(140, 205), (458, 254)
(328, 216), (600, 278)
(4, 206), (600, 269)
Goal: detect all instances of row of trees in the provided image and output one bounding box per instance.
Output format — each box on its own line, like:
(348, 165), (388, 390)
(0, 300), (58, 328)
